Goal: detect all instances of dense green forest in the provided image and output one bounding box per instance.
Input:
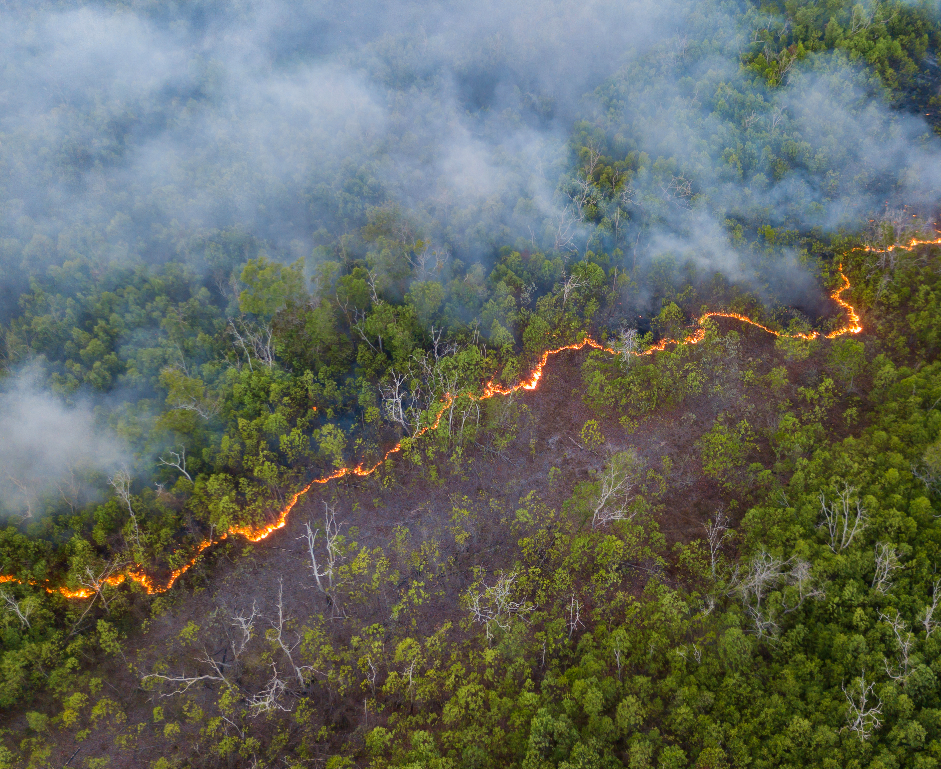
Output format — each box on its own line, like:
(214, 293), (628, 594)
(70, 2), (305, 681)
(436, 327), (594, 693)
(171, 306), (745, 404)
(1, 0), (941, 766)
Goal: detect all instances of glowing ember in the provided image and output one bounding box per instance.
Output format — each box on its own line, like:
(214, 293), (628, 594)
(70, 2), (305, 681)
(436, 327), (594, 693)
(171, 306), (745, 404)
(5, 264), (865, 599)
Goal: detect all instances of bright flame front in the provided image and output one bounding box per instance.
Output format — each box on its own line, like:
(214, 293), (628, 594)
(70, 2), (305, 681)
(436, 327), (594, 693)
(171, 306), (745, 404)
(2, 263), (869, 598)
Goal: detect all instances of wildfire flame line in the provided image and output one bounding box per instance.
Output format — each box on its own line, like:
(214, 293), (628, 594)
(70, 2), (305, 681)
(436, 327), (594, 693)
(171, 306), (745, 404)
(1, 265), (866, 600)
(859, 236), (941, 253)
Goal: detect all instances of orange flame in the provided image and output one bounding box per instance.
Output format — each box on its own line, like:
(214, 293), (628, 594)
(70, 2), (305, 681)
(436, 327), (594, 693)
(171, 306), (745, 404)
(859, 236), (941, 253)
(5, 265), (864, 599)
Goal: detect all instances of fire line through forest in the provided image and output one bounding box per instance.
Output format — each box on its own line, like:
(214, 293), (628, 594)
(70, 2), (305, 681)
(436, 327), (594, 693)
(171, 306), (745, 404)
(0, 262), (881, 600)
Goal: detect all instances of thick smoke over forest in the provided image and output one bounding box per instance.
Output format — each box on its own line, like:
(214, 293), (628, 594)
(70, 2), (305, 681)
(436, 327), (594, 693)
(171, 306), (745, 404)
(2, 0), (939, 511)
(2, 0), (936, 296)
(0, 369), (127, 519)
(1, 0), (676, 267)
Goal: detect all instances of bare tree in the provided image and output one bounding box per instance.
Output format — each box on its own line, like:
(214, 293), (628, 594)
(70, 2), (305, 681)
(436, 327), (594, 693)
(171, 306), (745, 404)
(560, 270), (589, 308)
(734, 552), (822, 637)
(248, 664), (290, 715)
(300, 503), (344, 612)
(466, 572), (533, 641)
(162, 364), (219, 420)
(267, 579), (309, 687)
(66, 559), (125, 637)
(879, 610), (914, 684)
(736, 551), (785, 637)
(365, 269), (381, 304)
(658, 174), (693, 208)
(414, 340), (463, 434)
(143, 649), (230, 697)
(912, 455), (941, 497)
(920, 579), (940, 637)
(6, 474), (36, 522)
(677, 643), (702, 665)
(55, 465), (84, 515)
(158, 447), (192, 482)
(348, 305), (381, 351)
(109, 468), (133, 513)
(568, 595), (584, 639)
(520, 281), (538, 307)
(564, 143), (603, 221)
(77, 561), (123, 615)
(379, 368), (424, 436)
(110, 468), (142, 557)
(864, 206), (911, 274)
(592, 451), (643, 529)
(231, 602), (259, 659)
(568, 176), (593, 218)
(229, 318), (275, 370)
(704, 511), (733, 578)
(378, 341), (469, 439)
(818, 485), (867, 552)
(850, 2), (876, 33)
(872, 542), (902, 594)
(428, 326), (458, 363)
(453, 396), (482, 446)
(782, 558), (824, 611)
(615, 328), (640, 369)
(0, 589), (33, 628)
(552, 206), (580, 254)
(774, 46), (798, 80)
(580, 142), (602, 180)
(407, 243), (449, 281)
(144, 591), (307, 715)
(843, 672), (883, 742)
(610, 184), (639, 250)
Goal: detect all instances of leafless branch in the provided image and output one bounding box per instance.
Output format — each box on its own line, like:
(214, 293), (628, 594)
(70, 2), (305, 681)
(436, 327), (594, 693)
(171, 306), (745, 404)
(818, 485), (867, 552)
(842, 672), (883, 741)
(879, 609), (914, 683)
(143, 646), (231, 697)
(733, 551), (822, 637)
(268, 579), (309, 686)
(872, 542), (901, 594)
(466, 572), (533, 641)
(379, 368), (424, 436)
(659, 174), (693, 208)
(0, 589), (33, 628)
(231, 602), (258, 658)
(110, 468), (142, 556)
(592, 451), (643, 529)
(736, 551), (784, 637)
(704, 510), (732, 578)
(143, 671), (225, 697)
(6, 474), (36, 521)
(248, 664), (291, 715)
(158, 447), (192, 482)
(300, 503), (343, 604)
(552, 206), (579, 254)
(920, 579), (940, 638)
(561, 271), (588, 308)
(912, 462), (941, 496)
(567, 595), (584, 639)
(615, 328), (640, 370)
(407, 244), (449, 280)
(228, 318), (275, 370)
